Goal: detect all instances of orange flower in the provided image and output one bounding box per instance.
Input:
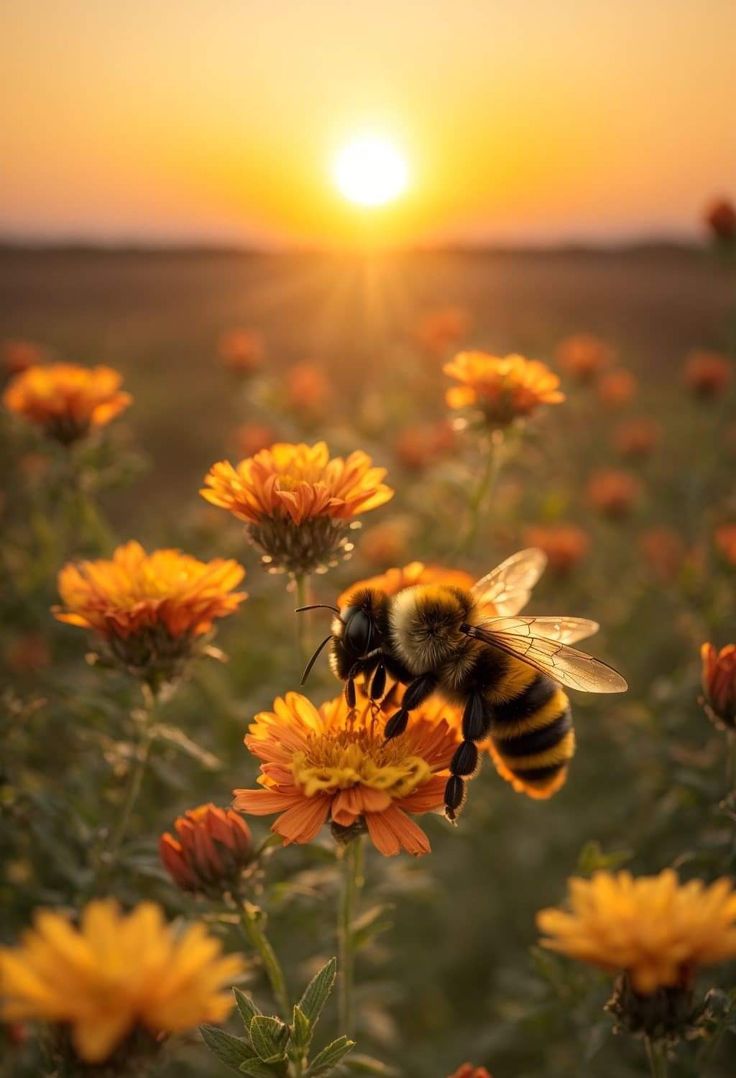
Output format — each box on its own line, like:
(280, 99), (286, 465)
(337, 561), (474, 608)
(555, 333), (614, 383)
(448, 1066), (492, 1078)
(233, 690), (460, 856)
(217, 329), (264, 375)
(395, 420), (456, 471)
(684, 351), (733, 399)
(701, 643), (736, 730)
(3, 363), (131, 444)
(596, 368), (637, 408)
(715, 523), (736, 565)
(639, 527), (686, 583)
(2, 339), (46, 382)
(587, 469), (641, 519)
(160, 804), (254, 897)
(705, 198), (736, 243)
(414, 305), (471, 357)
(285, 362), (331, 415)
(201, 442), (393, 575)
(54, 541), (246, 685)
(613, 417), (661, 460)
(522, 524), (590, 574)
(233, 422), (279, 458)
(444, 351), (564, 426)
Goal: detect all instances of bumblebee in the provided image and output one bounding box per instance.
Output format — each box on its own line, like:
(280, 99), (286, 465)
(299, 549), (627, 820)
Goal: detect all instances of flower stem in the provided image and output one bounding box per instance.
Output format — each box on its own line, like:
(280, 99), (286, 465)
(727, 730), (736, 799)
(644, 1036), (669, 1078)
(107, 683), (158, 861)
(461, 428), (506, 555)
(236, 898), (290, 1017)
(337, 836), (364, 1038)
(294, 572), (310, 664)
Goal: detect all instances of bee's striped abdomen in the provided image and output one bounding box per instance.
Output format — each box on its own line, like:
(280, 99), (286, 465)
(489, 673), (575, 799)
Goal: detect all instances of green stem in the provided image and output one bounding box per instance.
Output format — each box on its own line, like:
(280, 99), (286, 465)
(461, 429), (506, 555)
(294, 572), (310, 665)
(337, 836), (364, 1038)
(644, 1036), (669, 1078)
(107, 684), (158, 861)
(236, 899), (290, 1017)
(727, 730), (736, 799)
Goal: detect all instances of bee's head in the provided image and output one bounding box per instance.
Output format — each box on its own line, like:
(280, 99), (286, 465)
(334, 587), (389, 660)
(389, 584), (474, 674)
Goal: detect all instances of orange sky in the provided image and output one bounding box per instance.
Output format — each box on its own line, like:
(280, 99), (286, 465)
(2, 1), (735, 247)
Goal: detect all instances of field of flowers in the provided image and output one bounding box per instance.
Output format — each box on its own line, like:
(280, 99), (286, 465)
(1, 236), (735, 1078)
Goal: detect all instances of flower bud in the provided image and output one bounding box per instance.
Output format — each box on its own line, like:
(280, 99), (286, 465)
(701, 643), (736, 730)
(160, 804), (254, 897)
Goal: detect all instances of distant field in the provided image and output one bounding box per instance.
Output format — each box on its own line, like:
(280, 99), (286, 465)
(1, 246), (733, 529)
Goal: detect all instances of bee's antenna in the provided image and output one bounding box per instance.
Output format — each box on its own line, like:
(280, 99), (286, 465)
(300, 633), (333, 685)
(295, 604), (340, 615)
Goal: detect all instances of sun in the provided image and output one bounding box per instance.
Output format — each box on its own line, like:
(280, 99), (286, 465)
(332, 134), (409, 208)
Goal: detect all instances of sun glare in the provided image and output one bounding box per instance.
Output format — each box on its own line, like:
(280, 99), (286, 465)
(332, 135), (409, 208)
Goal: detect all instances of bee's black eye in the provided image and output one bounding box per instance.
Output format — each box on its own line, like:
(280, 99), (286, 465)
(343, 607), (375, 657)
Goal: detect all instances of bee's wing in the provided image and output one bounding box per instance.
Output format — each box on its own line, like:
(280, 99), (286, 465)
(476, 614), (600, 645)
(465, 617), (628, 693)
(471, 548), (548, 617)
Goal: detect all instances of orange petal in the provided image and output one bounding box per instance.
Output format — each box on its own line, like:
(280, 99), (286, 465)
(272, 796), (331, 844)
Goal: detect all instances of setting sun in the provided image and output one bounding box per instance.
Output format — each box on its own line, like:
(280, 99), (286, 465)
(332, 135), (409, 208)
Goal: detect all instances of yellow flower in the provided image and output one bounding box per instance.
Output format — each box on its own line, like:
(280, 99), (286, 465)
(443, 351), (564, 426)
(3, 362), (131, 443)
(537, 870), (736, 994)
(201, 442), (393, 575)
(0, 899), (243, 1064)
(54, 541), (246, 684)
(233, 689), (460, 856)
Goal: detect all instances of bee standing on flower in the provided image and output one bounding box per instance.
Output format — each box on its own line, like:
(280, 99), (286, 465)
(302, 548), (627, 819)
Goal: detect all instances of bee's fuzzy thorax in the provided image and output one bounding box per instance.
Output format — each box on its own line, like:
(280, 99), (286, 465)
(389, 584), (475, 675)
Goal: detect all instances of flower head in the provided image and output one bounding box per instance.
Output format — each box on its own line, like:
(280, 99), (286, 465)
(3, 363), (131, 444)
(217, 329), (265, 375)
(555, 333), (614, 383)
(448, 1066), (493, 1078)
(337, 561), (474, 608)
(537, 869), (736, 995)
(715, 523), (736, 565)
(285, 362), (332, 417)
(395, 420), (456, 471)
(701, 643), (736, 730)
(587, 469), (641, 519)
(444, 351), (564, 427)
(705, 198), (736, 243)
(233, 690), (460, 856)
(639, 527), (686, 583)
(234, 422), (279, 458)
(2, 339), (47, 383)
(613, 417), (661, 460)
(414, 305), (471, 357)
(201, 442), (393, 575)
(684, 350), (733, 399)
(54, 541), (246, 685)
(160, 804), (254, 898)
(0, 899), (243, 1064)
(596, 368), (637, 408)
(522, 524), (590, 574)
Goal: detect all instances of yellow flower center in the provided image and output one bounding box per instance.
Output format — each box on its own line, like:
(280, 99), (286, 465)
(291, 728), (430, 798)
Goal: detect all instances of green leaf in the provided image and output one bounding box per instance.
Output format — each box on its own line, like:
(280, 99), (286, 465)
(308, 1035), (356, 1075)
(290, 1003), (313, 1051)
(249, 1015), (290, 1063)
(200, 1025), (252, 1072)
(239, 1058), (281, 1078)
(297, 957), (337, 1027)
(233, 986), (261, 1034)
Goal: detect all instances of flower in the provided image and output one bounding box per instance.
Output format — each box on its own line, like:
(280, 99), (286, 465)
(715, 523), (736, 565)
(522, 524), (590, 574)
(705, 198), (736, 243)
(683, 350), (733, 399)
(201, 442), (393, 575)
(587, 469), (641, 519)
(0, 899), (243, 1064)
(54, 541), (246, 685)
(395, 420), (456, 471)
(613, 417), (661, 460)
(701, 643), (736, 730)
(447, 1066), (492, 1078)
(285, 362), (331, 416)
(639, 527), (686, 583)
(444, 351), (564, 426)
(414, 306), (471, 357)
(233, 690), (460, 856)
(537, 870), (736, 995)
(596, 368), (637, 408)
(555, 333), (614, 383)
(1, 339), (47, 383)
(337, 561), (474, 608)
(217, 329), (265, 375)
(234, 422), (279, 458)
(160, 804), (254, 897)
(3, 363), (131, 444)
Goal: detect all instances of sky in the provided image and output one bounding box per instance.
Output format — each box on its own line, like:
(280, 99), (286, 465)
(2, 1), (735, 248)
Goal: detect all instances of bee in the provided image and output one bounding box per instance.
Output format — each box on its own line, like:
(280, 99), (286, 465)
(299, 548), (627, 820)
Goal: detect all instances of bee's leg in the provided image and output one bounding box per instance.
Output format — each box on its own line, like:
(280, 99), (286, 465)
(345, 650), (383, 708)
(445, 694), (490, 821)
(383, 673), (437, 740)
